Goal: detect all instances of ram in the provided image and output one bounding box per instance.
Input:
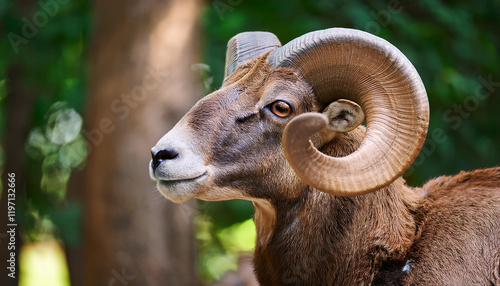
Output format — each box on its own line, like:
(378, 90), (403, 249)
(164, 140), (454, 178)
(149, 28), (500, 285)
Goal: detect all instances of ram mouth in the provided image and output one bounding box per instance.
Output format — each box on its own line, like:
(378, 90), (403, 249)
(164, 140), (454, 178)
(158, 172), (208, 187)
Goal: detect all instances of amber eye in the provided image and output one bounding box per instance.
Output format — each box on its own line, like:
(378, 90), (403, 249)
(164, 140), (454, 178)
(270, 100), (292, 118)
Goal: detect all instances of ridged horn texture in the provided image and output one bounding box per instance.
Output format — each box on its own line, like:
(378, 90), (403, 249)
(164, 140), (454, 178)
(269, 28), (429, 196)
(224, 32), (281, 81)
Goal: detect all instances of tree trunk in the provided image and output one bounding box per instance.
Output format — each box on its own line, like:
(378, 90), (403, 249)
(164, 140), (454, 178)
(0, 65), (36, 286)
(66, 168), (85, 286)
(84, 0), (202, 285)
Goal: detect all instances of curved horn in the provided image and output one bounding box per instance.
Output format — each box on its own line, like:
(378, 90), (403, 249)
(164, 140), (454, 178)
(224, 32), (281, 81)
(269, 28), (429, 196)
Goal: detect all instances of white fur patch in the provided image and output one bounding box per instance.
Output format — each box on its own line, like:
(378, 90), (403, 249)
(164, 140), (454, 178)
(402, 259), (414, 272)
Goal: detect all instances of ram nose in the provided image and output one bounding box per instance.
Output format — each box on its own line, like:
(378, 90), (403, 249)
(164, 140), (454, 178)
(151, 148), (179, 171)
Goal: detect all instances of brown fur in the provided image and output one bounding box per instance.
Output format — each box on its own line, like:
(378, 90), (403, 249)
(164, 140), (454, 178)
(394, 168), (500, 285)
(253, 129), (500, 285)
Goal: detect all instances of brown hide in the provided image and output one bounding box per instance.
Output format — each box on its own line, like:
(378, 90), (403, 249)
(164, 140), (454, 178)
(398, 168), (500, 285)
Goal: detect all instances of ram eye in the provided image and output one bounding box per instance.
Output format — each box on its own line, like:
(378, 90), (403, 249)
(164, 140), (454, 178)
(270, 100), (292, 118)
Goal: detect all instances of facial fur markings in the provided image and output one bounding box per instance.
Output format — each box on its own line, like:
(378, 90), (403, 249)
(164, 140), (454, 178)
(236, 112), (258, 123)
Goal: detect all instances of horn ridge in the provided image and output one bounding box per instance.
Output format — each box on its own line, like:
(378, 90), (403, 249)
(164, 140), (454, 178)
(224, 31), (281, 81)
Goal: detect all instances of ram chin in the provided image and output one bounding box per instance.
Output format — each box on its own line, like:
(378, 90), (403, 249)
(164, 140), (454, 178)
(156, 175), (208, 203)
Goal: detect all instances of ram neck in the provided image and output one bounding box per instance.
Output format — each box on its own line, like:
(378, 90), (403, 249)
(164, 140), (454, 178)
(252, 178), (421, 286)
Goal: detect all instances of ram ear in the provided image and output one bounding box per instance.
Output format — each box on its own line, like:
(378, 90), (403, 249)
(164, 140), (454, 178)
(322, 99), (364, 133)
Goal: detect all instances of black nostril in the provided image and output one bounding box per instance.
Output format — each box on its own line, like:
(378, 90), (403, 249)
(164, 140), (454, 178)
(151, 148), (179, 170)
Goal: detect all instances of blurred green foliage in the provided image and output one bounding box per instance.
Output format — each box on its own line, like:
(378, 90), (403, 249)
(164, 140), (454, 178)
(1, 0), (499, 283)
(196, 214), (255, 280)
(19, 241), (70, 286)
(0, 0), (90, 244)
